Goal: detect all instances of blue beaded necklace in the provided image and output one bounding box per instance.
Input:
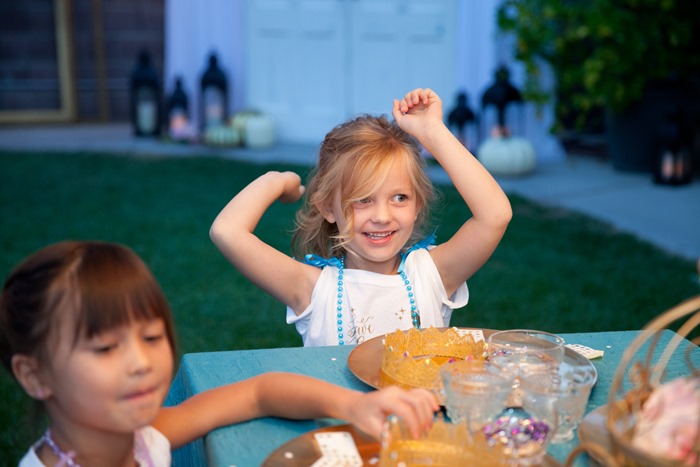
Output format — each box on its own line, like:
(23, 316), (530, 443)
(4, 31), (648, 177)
(335, 255), (419, 345)
(304, 233), (436, 346)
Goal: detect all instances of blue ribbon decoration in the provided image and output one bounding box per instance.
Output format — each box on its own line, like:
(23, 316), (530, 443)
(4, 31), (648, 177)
(398, 231), (436, 273)
(303, 254), (343, 269)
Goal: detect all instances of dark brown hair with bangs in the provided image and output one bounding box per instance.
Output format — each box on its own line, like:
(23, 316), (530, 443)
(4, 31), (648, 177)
(0, 241), (176, 376)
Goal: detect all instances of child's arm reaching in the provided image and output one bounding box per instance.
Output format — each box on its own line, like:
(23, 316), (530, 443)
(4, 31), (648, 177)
(392, 88), (512, 296)
(210, 171), (320, 313)
(154, 372), (439, 448)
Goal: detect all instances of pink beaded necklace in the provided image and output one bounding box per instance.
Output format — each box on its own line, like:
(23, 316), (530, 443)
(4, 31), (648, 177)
(42, 429), (79, 467)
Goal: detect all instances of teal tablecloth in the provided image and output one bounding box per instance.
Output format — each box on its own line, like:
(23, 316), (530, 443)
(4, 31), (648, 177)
(165, 330), (699, 466)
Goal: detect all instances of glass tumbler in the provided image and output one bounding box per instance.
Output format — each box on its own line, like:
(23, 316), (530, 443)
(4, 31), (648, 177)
(440, 360), (515, 435)
(487, 329), (566, 407)
(519, 364), (596, 443)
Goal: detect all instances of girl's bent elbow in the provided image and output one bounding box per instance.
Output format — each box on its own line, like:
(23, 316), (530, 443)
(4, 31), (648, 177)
(491, 207), (513, 232)
(501, 206), (513, 226)
(209, 222), (225, 245)
(499, 199), (514, 223)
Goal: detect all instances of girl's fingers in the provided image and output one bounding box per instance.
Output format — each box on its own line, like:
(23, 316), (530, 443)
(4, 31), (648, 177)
(421, 89), (433, 105)
(407, 89), (422, 107)
(353, 387), (438, 439)
(406, 389), (438, 433)
(391, 107), (404, 122)
(391, 388), (437, 438)
(393, 88), (440, 123)
(401, 88), (434, 112)
(395, 89), (418, 112)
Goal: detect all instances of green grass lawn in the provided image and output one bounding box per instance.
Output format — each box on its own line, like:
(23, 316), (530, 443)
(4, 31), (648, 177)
(0, 150), (697, 462)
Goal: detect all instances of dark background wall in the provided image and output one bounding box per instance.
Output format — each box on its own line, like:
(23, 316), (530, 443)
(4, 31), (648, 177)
(0, 0), (164, 123)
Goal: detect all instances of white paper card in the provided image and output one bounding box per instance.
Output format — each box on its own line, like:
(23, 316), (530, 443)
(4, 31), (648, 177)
(312, 432), (362, 467)
(567, 343), (605, 359)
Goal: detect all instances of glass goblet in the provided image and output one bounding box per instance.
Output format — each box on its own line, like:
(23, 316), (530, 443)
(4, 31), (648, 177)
(520, 364), (596, 443)
(487, 329), (566, 406)
(440, 360), (515, 436)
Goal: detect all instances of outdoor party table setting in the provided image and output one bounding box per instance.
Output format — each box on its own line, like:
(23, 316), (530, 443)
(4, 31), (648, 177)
(166, 295), (700, 466)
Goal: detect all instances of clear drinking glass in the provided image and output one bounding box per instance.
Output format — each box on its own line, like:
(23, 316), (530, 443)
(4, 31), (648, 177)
(519, 364), (596, 443)
(440, 360), (515, 435)
(487, 329), (566, 407)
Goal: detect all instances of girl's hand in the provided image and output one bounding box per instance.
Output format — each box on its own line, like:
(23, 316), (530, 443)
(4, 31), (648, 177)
(274, 171), (305, 203)
(391, 88), (443, 139)
(345, 386), (438, 439)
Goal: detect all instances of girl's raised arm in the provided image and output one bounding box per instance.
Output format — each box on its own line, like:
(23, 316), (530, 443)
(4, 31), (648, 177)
(154, 372), (438, 448)
(392, 88), (512, 296)
(209, 171), (319, 313)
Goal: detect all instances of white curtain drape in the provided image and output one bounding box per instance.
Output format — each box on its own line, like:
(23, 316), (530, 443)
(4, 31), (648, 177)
(164, 0), (564, 163)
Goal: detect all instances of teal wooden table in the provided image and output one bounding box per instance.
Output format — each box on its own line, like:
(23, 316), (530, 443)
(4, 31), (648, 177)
(165, 330), (698, 466)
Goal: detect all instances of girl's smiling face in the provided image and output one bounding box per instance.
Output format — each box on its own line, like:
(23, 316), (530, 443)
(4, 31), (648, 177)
(325, 157), (419, 274)
(40, 315), (174, 437)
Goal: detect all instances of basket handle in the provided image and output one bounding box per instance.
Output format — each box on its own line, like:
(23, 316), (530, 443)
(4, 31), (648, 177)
(606, 294), (700, 462)
(564, 442), (620, 467)
(608, 295), (700, 406)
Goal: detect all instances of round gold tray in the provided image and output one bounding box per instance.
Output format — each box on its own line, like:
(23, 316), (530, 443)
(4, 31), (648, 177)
(347, 328), (597, 389)
(262, 423), (562, 466)
(262, 424), (379, 466)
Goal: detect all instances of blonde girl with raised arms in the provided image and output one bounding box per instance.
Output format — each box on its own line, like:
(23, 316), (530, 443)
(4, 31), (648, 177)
(211, 88), (512, 346)
(0, 241), (438, 466)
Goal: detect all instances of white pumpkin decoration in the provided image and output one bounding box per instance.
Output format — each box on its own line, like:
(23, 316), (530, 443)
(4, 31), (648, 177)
(477, 136), (536, 176)
(203, 125), (241, 146)
(230, 110), (257, 140)
(244, 113), (275, 148)
(230, 110), (276, 148)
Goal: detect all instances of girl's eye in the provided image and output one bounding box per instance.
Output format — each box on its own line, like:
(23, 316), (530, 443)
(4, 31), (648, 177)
(142, 320), (166, 344)
(144, 333), (165, 344)
(353, 198), (372, 207)
(93, 343), (117, 354)
(393, 194), (408, 202)
(86, 332), (118, 354)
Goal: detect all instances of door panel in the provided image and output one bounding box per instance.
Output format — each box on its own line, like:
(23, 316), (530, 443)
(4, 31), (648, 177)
(246, 0), (346, 142)
(350, 0), (457, 117)
(246, 0), (456, 143)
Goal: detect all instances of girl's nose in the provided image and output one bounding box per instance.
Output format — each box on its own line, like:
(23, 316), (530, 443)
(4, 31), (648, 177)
(371, 202), (392, 223)
(127, 341), (152, 375)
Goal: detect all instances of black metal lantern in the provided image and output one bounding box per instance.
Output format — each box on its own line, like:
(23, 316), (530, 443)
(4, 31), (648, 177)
(654, 109), (693, 186)
(477, 65), (536, 176)
(481, 65), (522, 137)
(130, 50), (161, 137)
(447, 91), (476, 148)
(166, 76), (189, 134)
(200, 52), (228, 131)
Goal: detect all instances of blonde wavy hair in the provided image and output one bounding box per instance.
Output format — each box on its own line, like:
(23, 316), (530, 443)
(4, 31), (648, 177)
(292, 115), (435, 259)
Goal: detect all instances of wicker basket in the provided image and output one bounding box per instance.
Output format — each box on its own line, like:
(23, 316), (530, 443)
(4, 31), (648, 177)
(567, 295), (700, 467)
